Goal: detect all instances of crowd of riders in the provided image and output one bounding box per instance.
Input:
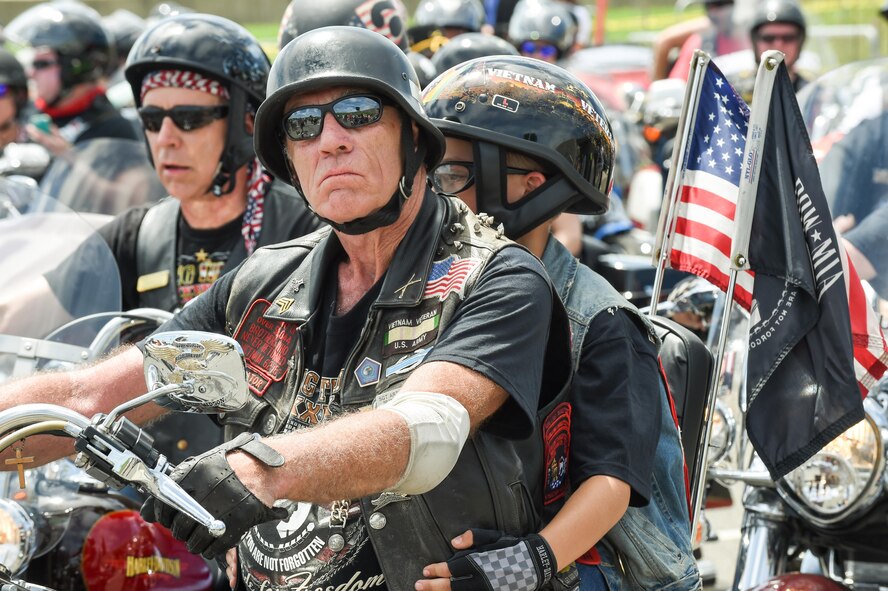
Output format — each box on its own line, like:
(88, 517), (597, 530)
(0, 1), (885, 591)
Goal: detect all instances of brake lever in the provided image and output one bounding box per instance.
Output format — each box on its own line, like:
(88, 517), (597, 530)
(73, 421), (226, 537)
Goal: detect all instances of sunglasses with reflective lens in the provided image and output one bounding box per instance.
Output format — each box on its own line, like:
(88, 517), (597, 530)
(756, 32), (802, 44)
(138, 105), (229, 133)
(519, 41), (558, 59)
(282, 95), (384, 141)
(429, 161), (536, 195)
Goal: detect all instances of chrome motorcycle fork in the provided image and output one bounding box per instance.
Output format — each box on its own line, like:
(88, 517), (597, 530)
(732, 487), (789, 591)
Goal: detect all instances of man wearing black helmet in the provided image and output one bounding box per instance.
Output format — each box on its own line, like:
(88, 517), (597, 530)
(418, 56), (700, 591)
(749, 0), (809, 90)
(37, 13), (320, 466)
(0, 25), (569, 591)
(4, 2), (140, 155)
(508, 0), (577, 63)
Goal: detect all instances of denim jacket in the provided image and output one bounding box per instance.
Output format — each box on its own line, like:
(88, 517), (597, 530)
(541, 237), (702, 591)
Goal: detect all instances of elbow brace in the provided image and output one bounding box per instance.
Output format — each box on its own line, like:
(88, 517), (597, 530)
(376, 391), (470, 495)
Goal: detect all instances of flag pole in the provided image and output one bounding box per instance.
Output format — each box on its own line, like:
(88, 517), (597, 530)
(688, 51), (784, 534)
(649, 50), (710, 315)
(731, 50), (784, 272)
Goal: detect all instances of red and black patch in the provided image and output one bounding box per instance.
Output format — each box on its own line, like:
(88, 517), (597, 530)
(542, 402), (571, 505)
(233, 299), (299, 397)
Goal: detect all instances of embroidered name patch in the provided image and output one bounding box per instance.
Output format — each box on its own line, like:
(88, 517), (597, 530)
(233, 299), (299, 397)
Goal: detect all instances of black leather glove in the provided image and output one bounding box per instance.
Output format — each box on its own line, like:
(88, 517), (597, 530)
(141, 432), (290, 560)
(447, 529), (556, 591)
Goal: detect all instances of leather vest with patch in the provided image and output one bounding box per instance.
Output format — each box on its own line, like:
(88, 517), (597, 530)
(135, 181), (307, 312)
(218, 193), (570, 591)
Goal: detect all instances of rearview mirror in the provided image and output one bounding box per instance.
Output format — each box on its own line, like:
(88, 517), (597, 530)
(142, 331), (249, 413)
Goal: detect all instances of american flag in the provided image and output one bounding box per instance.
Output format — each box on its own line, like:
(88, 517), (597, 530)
(670, 63), (888, 444)
(424, 255), (481, 301)
(670, 61), (754, 310)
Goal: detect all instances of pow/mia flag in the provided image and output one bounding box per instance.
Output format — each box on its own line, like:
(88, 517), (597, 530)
(745, 63), (866, 479)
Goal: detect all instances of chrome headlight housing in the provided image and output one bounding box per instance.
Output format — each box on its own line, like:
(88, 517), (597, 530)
(777, 397), (886, 527)
(0, 499), (36, 575)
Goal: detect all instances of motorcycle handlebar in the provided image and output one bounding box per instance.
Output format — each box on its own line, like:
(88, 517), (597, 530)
(708, 466), (776, 488)
(0, 403), (225, 538)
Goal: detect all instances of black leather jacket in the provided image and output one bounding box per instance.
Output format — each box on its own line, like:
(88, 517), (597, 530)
(217, 192), (571, 590)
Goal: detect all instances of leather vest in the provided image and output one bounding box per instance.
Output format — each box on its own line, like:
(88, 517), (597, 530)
(218, 192), (570, 591)
(135, 181), (305, 312)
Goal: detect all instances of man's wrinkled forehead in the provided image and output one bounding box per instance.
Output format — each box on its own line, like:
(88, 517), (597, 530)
(283, 85), (373, 111)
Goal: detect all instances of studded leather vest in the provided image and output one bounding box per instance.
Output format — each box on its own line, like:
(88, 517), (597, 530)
(217, 192), (570, 591)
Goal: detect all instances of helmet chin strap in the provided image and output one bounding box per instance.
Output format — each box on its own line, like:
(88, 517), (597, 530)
(210, 165), (236, 197)
(288, 112), (427, 235)
(210, 89), (250, 197)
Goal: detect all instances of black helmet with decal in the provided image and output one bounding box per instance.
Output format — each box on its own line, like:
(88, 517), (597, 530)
(278, 0), (409, 51)
(422, 55), (614, 239)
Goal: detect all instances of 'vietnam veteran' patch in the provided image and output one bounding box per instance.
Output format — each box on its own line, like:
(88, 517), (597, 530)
(383, 307), (440, 357)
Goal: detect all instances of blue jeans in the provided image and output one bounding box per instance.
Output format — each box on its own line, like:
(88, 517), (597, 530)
(596, 381), (702, 591)
(578, 563), (609, 591)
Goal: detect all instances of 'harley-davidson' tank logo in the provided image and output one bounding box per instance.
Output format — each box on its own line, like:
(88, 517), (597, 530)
(126, 555), (181, 577)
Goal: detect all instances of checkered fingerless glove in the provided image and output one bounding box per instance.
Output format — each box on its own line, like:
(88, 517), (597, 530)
(447, 529), (555, 591)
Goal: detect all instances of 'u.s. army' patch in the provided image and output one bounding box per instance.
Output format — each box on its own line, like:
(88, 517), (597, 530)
(383, 305), (440, 358)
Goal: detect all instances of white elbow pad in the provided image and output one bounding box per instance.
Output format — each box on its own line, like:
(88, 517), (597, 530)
(376, 391), (470, 495)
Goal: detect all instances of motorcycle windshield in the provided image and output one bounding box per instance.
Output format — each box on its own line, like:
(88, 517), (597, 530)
(797, 56), (888, 223)
(0, 177), (122, 380)
(38, 137), (166, 216)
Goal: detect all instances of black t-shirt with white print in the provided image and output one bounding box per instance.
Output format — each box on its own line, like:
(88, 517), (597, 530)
(175, 215), (242, 306)
(237, 278), (386, 591)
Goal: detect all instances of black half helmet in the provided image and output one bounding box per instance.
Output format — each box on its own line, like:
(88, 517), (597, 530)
(5, 2), (115, 91)
(422, 55), (614, 238)
(256, 26), (444, 183)
(750, 0), (807, 40)
(0, 48), (29, 114)
(125, 13), (270, 194)
(414, 0), (486, 32)
(430, 32), (519, 74)
(507, 0), (576, 57)
(278, 0), (409, 51)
